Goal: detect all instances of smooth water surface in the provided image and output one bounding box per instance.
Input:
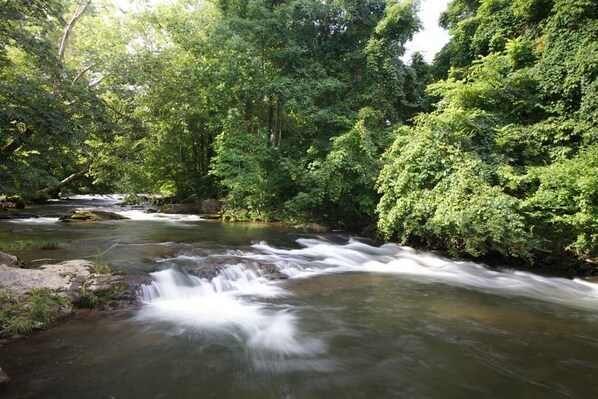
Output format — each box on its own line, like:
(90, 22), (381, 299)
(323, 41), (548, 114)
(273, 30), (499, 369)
(0, 196), (597, 398)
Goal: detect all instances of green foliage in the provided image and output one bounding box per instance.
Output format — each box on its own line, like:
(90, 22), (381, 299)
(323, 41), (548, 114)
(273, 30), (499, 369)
(376, 116), (534, 258)
(379, 0), (598, 265)
(0, 239), (60, 252)
(285, 107), (391, 228)
(90, 257), (114, 275)
(1, 0), (594, 271)
(204, 0), (425, 223)
(0, 0), (116, 198)
(210, 110), (272, 220)
(525, 146), (598, 258)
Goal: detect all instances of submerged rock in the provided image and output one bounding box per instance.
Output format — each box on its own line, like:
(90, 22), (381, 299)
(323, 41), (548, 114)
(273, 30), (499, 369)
(0, 211), (39, 220)
(60, 210), (129, 222)
(0, 367), (10, 387)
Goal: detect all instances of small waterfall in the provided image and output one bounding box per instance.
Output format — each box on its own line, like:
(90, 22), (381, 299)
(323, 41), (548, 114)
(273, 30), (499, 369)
(140, 262), (286, 302)
(137, 264), (324, 357)
(137, 237), (597, 356)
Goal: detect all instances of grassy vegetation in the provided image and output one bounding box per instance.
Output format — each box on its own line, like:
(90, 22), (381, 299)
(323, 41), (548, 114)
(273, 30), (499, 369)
(0, 239), (60, 252)
(0, 288), (71, 338)
(90, 257), (114, 274)
(77, 280), (128, 309)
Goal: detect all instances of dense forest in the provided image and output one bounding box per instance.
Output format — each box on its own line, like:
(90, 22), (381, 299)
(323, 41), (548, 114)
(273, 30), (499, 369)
(1, 0), (596, 271)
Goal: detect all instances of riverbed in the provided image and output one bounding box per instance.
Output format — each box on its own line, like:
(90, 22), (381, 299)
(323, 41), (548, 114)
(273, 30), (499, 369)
(1, 196), (597, 398)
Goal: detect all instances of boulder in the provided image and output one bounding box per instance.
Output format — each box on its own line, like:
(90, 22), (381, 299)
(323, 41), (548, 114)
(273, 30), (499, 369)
(158, 203), (200, 214)
(293, 223), (329, 233)
(157, 199), (222, 215)
(0, 260), (150, 338)
(0, 251), (18, 268)
(0, 260), (93, 296)
(200, 199), (222, 214)
(0, 197), (25, 209)
(60, 210), (129, 222)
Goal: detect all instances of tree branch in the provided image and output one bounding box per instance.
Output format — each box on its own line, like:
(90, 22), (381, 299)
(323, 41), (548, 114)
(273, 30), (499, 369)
(58, 0), (93, 61)
(72, 63), (96, 85)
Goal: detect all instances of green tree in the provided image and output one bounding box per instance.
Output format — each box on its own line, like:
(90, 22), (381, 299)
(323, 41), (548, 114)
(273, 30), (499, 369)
(209, 0), (424, 224)
(0, 0), (113, 198)
(378, 0), (598, 267)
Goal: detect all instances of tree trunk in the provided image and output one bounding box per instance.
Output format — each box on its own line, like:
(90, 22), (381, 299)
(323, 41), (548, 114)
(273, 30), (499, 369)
(41, 163), (91, 197)
(58, 0), (93, 61)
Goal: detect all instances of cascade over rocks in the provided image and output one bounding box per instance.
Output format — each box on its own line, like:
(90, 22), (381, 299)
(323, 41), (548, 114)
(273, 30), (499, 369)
(187, 255), (288, 281)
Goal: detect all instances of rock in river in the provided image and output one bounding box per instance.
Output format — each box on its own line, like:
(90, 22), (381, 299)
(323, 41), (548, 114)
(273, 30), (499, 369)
(60, 210), (129, 222)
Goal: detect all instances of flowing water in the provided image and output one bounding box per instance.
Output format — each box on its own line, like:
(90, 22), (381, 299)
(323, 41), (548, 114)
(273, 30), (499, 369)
(0, 196), (597, 398)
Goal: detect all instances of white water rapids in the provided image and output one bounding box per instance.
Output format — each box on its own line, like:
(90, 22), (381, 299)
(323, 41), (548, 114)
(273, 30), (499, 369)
(3, 202), (598, 398)
(137, 237), (598, 357)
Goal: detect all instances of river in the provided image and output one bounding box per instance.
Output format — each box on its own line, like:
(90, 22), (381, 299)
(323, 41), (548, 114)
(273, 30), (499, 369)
(0, 196), (597, 398)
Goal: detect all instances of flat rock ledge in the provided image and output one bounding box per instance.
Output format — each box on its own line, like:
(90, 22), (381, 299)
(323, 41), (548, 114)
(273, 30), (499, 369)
(0, 260), (147, 334)
(0, 260), (149, 389)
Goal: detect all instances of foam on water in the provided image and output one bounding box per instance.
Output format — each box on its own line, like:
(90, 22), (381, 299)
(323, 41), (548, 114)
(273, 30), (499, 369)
(7, 217), (60, 224)
(137, 266), (323, 356)
(251, 238), (598, 312)
(116, 210), (202, 222)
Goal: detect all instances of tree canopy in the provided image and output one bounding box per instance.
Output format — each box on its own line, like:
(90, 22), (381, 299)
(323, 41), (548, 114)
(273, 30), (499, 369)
(1, 0), (596, 270)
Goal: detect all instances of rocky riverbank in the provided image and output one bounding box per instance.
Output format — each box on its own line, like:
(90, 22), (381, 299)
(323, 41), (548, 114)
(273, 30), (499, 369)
(0, 255), (148, 326)
(0, 252), (150, 387)
(0, 256), (147, 338)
